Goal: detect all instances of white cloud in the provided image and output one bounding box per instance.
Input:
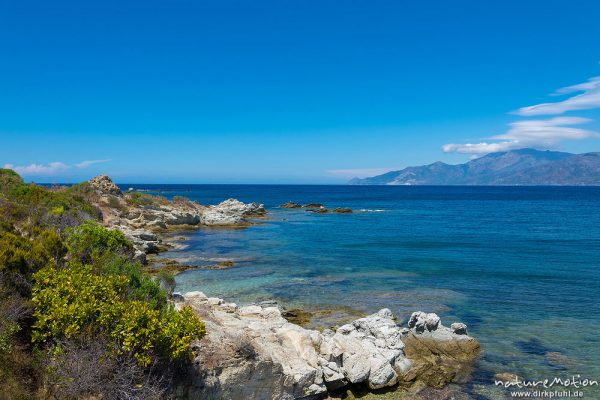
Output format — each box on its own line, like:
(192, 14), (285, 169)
(495, 116), (597, 142)
(3, 162), (69, 175)
(444, 74), (600, 155)
(515, 76), (600, 116)
(4, 159), (112, 176)
(75, 159), (112, 168)
(443, 116), (598, 154)
(327, 168), (395, 178)
(442, 141), (520, 154)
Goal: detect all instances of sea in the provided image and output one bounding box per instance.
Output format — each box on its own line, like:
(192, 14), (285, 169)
(130, 184), (600, 399)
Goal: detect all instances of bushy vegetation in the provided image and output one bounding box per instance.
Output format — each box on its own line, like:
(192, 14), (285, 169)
(0, 169), (205, 399)
(125, 191), (169, 207)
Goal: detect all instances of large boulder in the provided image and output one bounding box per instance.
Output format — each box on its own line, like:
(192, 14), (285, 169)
(323, 309), (405, 389)
(89, 175), (122, 196)
(200, 198), (266, 226)
(400, 312), (480, 388)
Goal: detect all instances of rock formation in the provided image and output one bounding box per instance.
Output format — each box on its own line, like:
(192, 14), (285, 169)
(89, 174), (123, 195)
(87, 176), (266, 260)
(200, 198), (266, 226)
(176, 292), (480, 399)
(279, 202), (353, 214)
(280, 202), (302, 208)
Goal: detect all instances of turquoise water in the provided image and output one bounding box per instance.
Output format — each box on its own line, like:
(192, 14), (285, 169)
(136, 185), (600, 398)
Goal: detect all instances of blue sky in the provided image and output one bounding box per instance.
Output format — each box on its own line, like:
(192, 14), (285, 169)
(1, 0), (600, 183)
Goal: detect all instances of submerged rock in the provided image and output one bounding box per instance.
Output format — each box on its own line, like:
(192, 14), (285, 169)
(280, 201), (303, 208)
(304, 206), (353, 214)
(494, 372), (518, 383)
(306, 207), (328, 213)
(332, 207), (353, 213)
(303, 203), (324, 208)
(178, 294), (480, 399)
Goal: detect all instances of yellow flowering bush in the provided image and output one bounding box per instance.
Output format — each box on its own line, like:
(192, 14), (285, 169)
(32, 262), (205, 365)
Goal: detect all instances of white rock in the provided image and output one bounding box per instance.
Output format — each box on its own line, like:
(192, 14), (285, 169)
(200, 198), (266, 226)
(408, 311), (441, 332)
(207, 297), (224, 306)
(179, 294), (478, 399)
(184, 291), (207, 299)
(368, 355), (398, 389)
(343, 352), (371, 383)
(451, 322), (468, 335)
(238, 305), (263, 316)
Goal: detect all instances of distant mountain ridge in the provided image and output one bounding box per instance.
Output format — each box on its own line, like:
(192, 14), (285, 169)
(348, 149), (600, 185)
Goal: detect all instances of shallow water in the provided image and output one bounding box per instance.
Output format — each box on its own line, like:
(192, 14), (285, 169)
(135, 184), (600, 398)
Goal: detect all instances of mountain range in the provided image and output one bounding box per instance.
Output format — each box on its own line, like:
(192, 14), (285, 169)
(348, 148), (600, 185)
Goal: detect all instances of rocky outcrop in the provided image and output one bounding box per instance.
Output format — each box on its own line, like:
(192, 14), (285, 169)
(86, 176), (267, 258)
(306, 207), (328, 213)
(280, 202), (353, 214)
(401, 312), (480, 388)
(280, 202), (302, 208)
(303, 203), (324, 208)
(177, 292), (480, 399)
(200, 198), (266, 226)
(89, 174), (123, 195)
(305, 207), (353, 214)
(332, 208), (352, 213)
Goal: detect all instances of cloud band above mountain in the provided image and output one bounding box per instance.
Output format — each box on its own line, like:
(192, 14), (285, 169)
(443, 75), (600, 154)
(515, 76), (600, 116)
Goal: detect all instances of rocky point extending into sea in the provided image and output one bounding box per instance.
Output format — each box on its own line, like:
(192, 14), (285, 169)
(87, 175), (481, 399)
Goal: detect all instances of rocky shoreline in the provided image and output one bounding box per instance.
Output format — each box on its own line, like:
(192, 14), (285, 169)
(88, 175), (266, 261)
(87, 175), (480, 399)
(174, 293), (479, 399)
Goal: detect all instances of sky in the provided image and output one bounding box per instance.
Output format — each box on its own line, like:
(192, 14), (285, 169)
(1, 0), (600, 183)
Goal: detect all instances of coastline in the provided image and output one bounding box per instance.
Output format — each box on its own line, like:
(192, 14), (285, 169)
(85, 175), (481, 399)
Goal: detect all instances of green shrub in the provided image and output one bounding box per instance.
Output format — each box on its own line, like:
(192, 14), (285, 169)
(125, 192), (168, 207)
(1, 177), (206, 396)
(106, 195), (125, 210)
(156, 270), (176, 295)
(157, 305), (205, 360)
(0, 320), (20, 354)
(65, 220), (132, 264)
(67, 181), (97, 201)
(7, 183), (100, 225)
(101, 256), (167, 309)
(0, 169), (24, 193)
(0, 231), (51, 275)
(32, 262), (205, 366)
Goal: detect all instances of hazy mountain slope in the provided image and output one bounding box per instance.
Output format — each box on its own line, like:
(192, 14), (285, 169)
(348, 149), (600, 185)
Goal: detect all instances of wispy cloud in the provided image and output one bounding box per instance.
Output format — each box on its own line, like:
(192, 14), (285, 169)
(4, 159), (112, 176)
(442, 141), (519, 154)
(515, 76), (600, 116)
(327, 168), (395, 178)
(443, 117), (598, 154)
(3, 162), (70, 176)
(496, 116), (596, 141)
(443, 75), (600, 154)
(75, 159), (112, 168)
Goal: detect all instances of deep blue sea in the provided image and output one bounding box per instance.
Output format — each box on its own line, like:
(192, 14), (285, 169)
(132, 184), (600, 398)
